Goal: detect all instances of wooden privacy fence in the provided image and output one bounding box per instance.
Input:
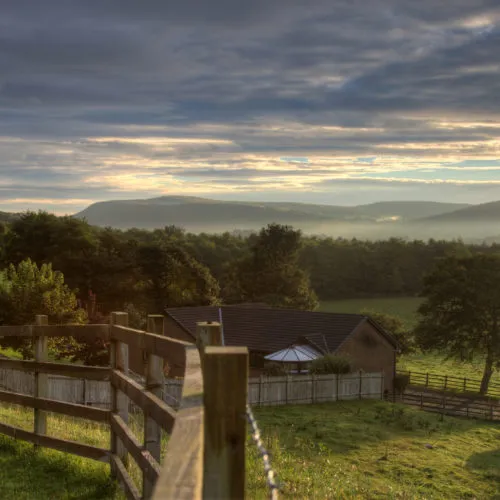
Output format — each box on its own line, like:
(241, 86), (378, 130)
(0, 314), (250, 500)
(398, 369), (500, 399)
(0, 370), (384, 409)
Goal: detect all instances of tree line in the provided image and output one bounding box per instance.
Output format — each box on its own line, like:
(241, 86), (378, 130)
(0, 212), (498, 392)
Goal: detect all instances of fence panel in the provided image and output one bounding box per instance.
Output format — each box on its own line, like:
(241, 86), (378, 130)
(0, 368), (384, 410)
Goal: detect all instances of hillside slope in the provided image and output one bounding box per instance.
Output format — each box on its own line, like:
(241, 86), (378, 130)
(74, 196), (469, 230)
(421, 200), (500, 222)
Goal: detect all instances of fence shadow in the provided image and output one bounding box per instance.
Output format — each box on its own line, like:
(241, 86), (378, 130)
(0, 434), (117, 500)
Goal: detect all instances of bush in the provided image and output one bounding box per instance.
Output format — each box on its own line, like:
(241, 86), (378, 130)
(263, 362), (288, 376)
(310, 354), (351, 375)
(393, 373), (410, 393)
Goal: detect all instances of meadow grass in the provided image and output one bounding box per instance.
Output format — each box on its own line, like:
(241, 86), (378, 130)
(247, 401), (500, 499)
(399, 351), (500, 388)
(0, 400), (497, 499)
(319, 296), (423, 328)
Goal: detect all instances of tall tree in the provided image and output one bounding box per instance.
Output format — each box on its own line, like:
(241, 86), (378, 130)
(136, 243), (220, 311)
(226, 224), (318, 310)
(0, 259), (87, 358)
(415, 253), (500, 394)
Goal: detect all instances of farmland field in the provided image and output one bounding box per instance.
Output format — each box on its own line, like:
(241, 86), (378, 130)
(0, 400), (498, 499)
(399, 351), (500, 388)
(320, 296), (423, 328)
(247, 401), (499, 499)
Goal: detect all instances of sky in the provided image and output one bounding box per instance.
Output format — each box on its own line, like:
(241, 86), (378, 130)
(1, 0), (500, 214)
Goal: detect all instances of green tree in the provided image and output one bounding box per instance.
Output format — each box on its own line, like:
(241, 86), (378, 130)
(361, 309), (414, 354)
(0, 259), (87, 358)
(2, 211), (97, 293)
(233, 224), (318, 310)
(415, 253), (500, 394)
(136, 243), (220, 311)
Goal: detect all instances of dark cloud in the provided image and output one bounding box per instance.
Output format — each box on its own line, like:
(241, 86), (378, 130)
(1, 0), (500, 210)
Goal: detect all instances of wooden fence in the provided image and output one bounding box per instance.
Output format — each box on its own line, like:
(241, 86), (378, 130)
(0, 369), (384, 409)
(392, 389), (500, 421)
(0, 314), (249, 499)
(398, 369), (500, 399)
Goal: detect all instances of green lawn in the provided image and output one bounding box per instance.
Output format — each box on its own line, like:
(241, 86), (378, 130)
(399, 352), (500, 388)
(320, 296), (423, 328)
(0, 401), (498, 499)
(247, 401), (499, 499)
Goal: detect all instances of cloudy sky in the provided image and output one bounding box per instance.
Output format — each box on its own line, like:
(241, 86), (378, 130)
(1, 0), (500, 214)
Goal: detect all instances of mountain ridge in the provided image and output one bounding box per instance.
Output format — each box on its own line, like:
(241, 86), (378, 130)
(72, 196), (470, 230)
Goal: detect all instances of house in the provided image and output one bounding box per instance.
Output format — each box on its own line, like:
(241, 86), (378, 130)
(161, 305), (398, 390)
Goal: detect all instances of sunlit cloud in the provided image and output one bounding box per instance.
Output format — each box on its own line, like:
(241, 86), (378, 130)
(1, 0), (500, 211)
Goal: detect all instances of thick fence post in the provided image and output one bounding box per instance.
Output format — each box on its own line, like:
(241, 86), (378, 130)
(203, 346), (249, 500)
(143, 315), (164, 499)
(34, 314), (48, 448)
(110, 312), (129, 475)
(196, 322), (222, 350)
(359, 370), (363, 399)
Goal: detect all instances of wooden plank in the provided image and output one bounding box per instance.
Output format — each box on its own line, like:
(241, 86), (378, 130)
(0, 358), (110, 380)
(143, 332), (190, 359)
(203, 346), (249, 500)
(33, 324), (110, 339)
(34, 315), (48, 446)
(110, 454), (141, 500)
(153, 347), (204, 500)
(0, 324), (109, 338)
(110, 414), (161, 484)
(0, 325), (33, 337)
(0, 389), (110, 422)
(0, 421), (109, 461)
(144, 315), (165, 499)
(110, 312), (130, 474)
(109, 324), (144, 350)
(110, 370), (176, 432)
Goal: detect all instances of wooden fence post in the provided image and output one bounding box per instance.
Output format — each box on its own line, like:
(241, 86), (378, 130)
(425, 372), (429, 387)
(259, 375), (264, 406)
(359, 370), (363, 400)
(203, 346), (249, 500)
(34, 314), (48, 448)
(444, 375), (448, 391)
(336, 373), (339, 401)
(380, 371), (385, 400)
(143, 314), (165, 499)
(312, 374), (316, 404)
(286, 374), (290, 404)
(196, 322), (222, 372)
(463, 377), (467, 392)
(110, 312), (129, 475)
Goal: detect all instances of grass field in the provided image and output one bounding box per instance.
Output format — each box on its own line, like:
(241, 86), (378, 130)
(0, 401), (498, 499)
(320, 296), (423, 328)
(247, 401), (499, 499)
(399, 352), (500, 388)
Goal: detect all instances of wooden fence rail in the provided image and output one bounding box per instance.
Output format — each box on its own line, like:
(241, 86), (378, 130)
(397, 369), (500, 399)
(0, 314), (249, 499)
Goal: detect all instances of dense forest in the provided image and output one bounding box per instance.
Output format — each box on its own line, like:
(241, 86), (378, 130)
(0, 212), (497, 316)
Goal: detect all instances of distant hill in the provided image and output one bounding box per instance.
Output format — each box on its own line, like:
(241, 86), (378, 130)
(73, 196), (470, 231)
(420, 200), (500, 222)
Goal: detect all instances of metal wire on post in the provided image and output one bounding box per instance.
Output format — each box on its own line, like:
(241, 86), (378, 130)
(246, 404), (280, 500)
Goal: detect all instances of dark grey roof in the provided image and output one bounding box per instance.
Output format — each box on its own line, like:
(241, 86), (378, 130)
(165, 305), (397, 353)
